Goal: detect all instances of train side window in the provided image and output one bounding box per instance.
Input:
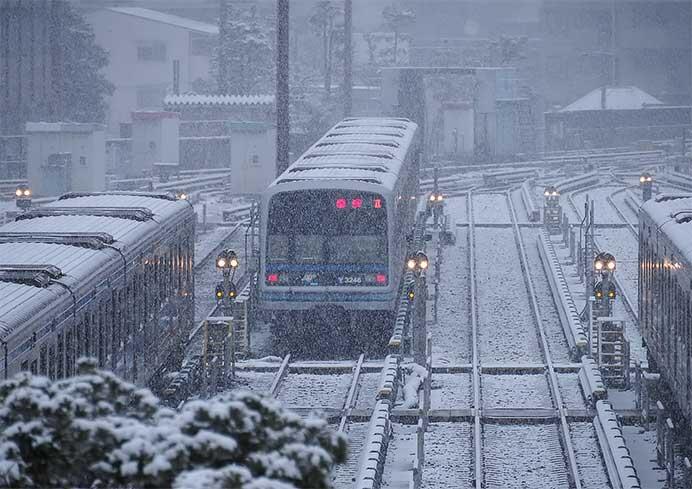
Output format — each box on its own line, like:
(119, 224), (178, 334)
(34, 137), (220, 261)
(65, 330), (74, 376)
(39, 345), (47, 375)
(21, 360), (28, 372)
(57, 333), (64, 378)
(30, 360), (37, 375)
(75, 320), (83, 359)
(48, 345), (55, 380)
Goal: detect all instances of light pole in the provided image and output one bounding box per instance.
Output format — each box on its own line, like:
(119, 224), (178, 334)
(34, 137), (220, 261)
(215, 249), (239, 379)
(407, 251), (429, 365)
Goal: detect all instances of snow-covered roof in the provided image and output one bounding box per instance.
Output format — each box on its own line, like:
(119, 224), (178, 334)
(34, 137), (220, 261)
(0, 192), (192, 341)
(106, 7), (218, 35)
(642, 194), (692, 264)
(164, 94), (274, 107)
(269, 117), (418, 192)
(560, 86), (664, 112)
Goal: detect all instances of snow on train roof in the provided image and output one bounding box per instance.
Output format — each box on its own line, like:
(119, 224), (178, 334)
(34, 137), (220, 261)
(270, 118), (418, 191)
(0, 192), (192, 340)
(642, 194), (692, 264)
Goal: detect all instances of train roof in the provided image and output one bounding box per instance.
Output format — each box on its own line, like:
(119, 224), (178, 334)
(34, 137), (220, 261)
(269, 117), (418, 192)
(642, 193), (692, 264)
(0, 192), (193, 341)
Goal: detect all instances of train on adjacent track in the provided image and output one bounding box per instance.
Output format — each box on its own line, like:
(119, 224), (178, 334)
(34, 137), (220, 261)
(0, 192), (195, 388)
(258, 117), (421, 331)
(639, 193), (692, 422)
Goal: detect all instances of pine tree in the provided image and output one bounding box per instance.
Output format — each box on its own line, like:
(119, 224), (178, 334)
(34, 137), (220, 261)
(214, 6), (274, 95)
(0, 359), (347, 489)
(60, 0), (114, 124)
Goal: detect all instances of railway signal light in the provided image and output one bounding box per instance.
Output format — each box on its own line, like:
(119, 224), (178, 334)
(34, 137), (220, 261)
(215, 283), (224, 300)
(594, 281), (616, 301)
(640, 172), (653, 201)
(594, 252), (616, 273)
(406, 251), (429, 274)
(216, 249), (239, 270)
(15, 184), (32, 210)
(406, 284), (415, 302)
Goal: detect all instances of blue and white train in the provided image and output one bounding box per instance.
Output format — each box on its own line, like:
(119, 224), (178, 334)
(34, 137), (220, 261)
(258, 117), (420, 326)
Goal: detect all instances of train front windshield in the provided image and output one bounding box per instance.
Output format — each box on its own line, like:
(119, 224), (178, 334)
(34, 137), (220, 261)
(266, 190), (388, 286)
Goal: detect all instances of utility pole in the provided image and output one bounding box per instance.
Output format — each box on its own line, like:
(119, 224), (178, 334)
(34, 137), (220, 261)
(343, 0), (353, 117)
(276, 0), (290, 176)
(218, 0), (228, 93)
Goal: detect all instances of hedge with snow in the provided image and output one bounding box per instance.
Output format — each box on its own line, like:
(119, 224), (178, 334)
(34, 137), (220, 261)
(0, 359), (347, 489)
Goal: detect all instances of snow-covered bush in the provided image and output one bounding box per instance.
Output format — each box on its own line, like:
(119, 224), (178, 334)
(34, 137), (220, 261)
(0, 359), (347, 489)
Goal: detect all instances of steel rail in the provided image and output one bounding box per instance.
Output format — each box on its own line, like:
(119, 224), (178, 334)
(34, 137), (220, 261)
(506, 191), (583, 489)
(565, 186), (639, 323)
(467, 190), (483, 489)
(339, 353), (365, 432)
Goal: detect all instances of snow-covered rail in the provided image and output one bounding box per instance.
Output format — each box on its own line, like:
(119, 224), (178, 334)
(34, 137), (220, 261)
(594, 401), (641, 489)
(507, 192), (583, 489)
(555, 171), (600, 194)
(537, 232), (588, 356)
(521, 179), (540, 221)
(578, 356), (606, 408)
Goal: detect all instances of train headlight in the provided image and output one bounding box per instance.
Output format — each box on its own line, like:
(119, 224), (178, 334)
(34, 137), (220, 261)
(23, 189), (31, 196)
(15, 188), (22, 197)
(216, 256), (227, 269)
(419, 257), (429, 270)
(606, 260), (616, 271)
(594, 259), (604, 271)
(429, 194), (436, 202)
(436, 194), (444, 202)
(407, 258), (417, 270)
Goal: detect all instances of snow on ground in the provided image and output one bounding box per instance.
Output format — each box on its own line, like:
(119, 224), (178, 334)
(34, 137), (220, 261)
(276, 374), (351, 410)
(229, 370), (275, 393)
(557, 373), (586, 410)
(475, 227), (543, 363)
(380, 423), (417, 489)
(621, 425), (666, 489)
(521, 227), (572, 363)
(483, 423), (569, 489)
(430, 223), (472, 364)
(472, 193), (511, 223)
(444, 195), (468, 224)
(354, 373), (381, 410)
(430, 373), (471, 409)
(570, 422), (612, 488)
(421, 422), (473, 489)
(482, 374), (553, 409)
(332, 422), (369, 488)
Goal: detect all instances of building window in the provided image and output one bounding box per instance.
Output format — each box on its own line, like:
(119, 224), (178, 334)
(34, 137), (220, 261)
(136, 85), (167, 109)
(137, 41), (167, 62)
(80, 156), (86, 166)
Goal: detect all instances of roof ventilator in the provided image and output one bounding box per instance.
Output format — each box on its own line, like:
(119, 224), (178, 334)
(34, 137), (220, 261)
(303, 152), (394, 160)
(16, 207), (154, 222)
(0, 232), (115, 249)
(671, 210), (692, 224)
(59, 191), (177, 202)
(0, 264), (64, 288)
(289, 165), (387, 173)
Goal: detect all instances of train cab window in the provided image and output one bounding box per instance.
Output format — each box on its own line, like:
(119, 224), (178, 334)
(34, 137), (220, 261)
(267, 190), (388, 266)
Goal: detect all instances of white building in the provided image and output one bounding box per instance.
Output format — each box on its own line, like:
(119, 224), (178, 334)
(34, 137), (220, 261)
(86, 7), (218, 136)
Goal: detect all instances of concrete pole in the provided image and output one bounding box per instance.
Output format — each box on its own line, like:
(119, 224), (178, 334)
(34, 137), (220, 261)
(343, 0), (352, 117)
(276, 0), (290, 176)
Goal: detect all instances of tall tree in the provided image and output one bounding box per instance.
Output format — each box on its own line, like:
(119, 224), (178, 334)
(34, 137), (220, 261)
(309, 1), (343, 95)
(214, 5), (274, 94)
(382, 3), (415, 65)
(60, 1), (114, 124)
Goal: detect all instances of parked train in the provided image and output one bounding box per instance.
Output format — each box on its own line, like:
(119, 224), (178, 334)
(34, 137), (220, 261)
(0, 192), (195, 388)
(639, 193), (692, 421)
(258, 117), (421, 328)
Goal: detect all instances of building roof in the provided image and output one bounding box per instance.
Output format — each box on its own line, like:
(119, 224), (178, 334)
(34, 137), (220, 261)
(560, 86), (664, 112)
(107, 7), (218, 35)
(164, 94), (275, 106)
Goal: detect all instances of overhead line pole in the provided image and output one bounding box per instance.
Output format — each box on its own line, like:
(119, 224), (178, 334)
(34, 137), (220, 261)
(276, 0), (290, 176)
(343, 0), (352, 117)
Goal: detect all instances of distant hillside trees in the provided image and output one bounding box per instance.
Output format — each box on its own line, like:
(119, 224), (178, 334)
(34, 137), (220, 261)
(0, 359), (346, 489)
